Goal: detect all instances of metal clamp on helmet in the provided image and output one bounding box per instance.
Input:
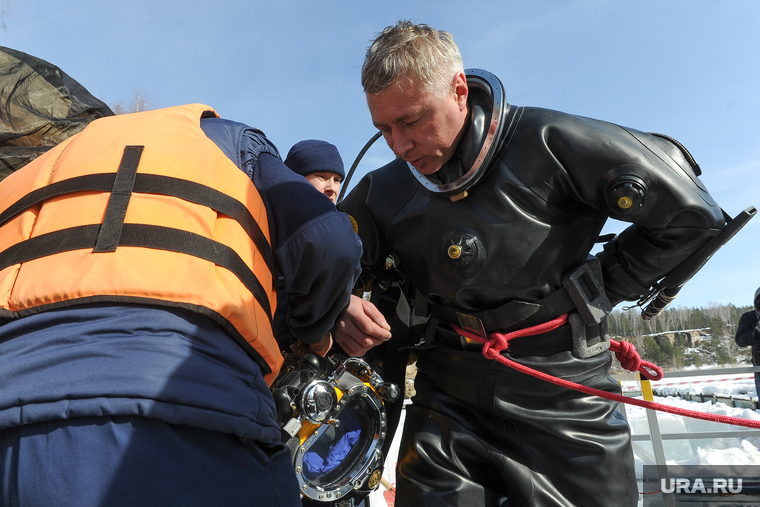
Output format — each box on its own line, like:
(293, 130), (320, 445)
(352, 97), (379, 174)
(271, 354), (400, 505)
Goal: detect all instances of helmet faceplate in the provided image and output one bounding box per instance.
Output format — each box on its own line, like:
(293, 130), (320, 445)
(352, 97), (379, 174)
(271, 355), (400, 503)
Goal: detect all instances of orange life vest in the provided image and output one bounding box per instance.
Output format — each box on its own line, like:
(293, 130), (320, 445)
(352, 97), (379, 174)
(0, 103), (284, 383)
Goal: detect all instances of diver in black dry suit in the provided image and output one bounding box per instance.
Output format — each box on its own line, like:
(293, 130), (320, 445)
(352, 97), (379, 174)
(338, 68), (727, 506)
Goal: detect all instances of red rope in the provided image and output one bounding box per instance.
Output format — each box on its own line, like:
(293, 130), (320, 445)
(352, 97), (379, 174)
(611, 338), (663, 381)
(451, 314), (760, 430)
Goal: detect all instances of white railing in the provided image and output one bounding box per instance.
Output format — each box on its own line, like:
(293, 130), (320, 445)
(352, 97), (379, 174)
(613, 366), (760, 506)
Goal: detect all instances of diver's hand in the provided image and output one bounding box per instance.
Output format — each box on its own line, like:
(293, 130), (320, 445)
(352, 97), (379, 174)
(332, 295), (392, 356)
(292, 331), (333, 358)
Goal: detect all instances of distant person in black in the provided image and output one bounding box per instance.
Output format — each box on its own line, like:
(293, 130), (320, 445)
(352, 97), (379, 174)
(735, 287), (760, 397)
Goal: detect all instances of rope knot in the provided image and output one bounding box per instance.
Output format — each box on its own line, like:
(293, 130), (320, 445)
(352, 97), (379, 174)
(487, 333), (510, 354)
(610, 339), (664, 381)
(614, 340), (641, 372)
(483, 333), (508, 360)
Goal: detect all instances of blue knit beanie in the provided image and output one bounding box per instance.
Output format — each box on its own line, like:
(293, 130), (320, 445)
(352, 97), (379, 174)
(284, 139), (345, 180)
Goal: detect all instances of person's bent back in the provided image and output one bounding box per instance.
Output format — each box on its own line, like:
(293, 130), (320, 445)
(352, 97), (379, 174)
(0, 104), (362, 507)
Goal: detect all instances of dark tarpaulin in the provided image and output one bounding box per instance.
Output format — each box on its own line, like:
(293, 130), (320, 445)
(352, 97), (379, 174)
(0, 46), (114, 180)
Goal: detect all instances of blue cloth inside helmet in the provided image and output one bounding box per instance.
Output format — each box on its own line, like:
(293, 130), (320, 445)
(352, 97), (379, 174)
(302, 409), (362, 475)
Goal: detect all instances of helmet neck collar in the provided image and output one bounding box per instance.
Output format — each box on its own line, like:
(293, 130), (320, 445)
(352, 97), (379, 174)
(409, 69), (508, 196)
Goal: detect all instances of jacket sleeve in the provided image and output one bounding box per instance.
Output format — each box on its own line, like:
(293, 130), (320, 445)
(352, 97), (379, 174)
(274, 211), (362, 343)
(200, 117), (362, 345)
(254, 153), (362, 344)
(523, 110), (728, 305)
(735, 311), (759, 347)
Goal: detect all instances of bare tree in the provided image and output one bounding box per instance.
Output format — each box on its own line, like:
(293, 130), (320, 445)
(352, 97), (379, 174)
(1, 0), (14, 31)
(111, 88), (154, 114)
(627, 308), (641, 337)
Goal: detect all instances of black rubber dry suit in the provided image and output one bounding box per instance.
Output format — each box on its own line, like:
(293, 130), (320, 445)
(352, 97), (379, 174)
(338, 70), (726, 506)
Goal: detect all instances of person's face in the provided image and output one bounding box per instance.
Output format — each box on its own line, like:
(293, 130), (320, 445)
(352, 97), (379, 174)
(366, 72), (469, 175)
(304, 172), (342, 203)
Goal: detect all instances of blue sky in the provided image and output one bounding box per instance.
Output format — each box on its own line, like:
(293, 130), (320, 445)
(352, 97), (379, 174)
(2, 0), (758, 311)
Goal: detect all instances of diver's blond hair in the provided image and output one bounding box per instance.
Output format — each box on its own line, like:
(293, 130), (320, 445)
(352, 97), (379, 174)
(361, 21), (464, 98)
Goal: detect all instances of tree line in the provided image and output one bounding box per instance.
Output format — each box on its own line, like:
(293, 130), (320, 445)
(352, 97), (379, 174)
(607, 303), (754, 372)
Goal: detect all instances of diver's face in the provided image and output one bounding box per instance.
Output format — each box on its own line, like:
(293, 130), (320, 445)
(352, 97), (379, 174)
(367, 72), (469, 175)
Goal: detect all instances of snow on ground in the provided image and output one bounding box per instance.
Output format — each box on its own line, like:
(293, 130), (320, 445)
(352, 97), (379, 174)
(623, 374), (760, 506)
(625, 395), (760, 465)
(624, 373), (760, 467)
(369, 372), (760, 506)
(649, 372), (758, 400)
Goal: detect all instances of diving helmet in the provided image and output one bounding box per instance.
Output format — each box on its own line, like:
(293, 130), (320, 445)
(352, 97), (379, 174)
(271, 354), (400, 505)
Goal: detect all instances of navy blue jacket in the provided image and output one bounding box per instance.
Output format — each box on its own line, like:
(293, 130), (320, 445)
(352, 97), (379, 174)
(0, 118), (362, 444)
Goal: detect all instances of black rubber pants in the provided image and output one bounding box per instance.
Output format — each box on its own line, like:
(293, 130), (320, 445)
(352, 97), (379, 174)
(395, 344), (637, 507)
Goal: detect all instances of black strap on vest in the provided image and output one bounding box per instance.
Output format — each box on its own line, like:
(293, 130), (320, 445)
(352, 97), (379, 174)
(0, 223), (274, 321)
(0, 163), (276, 275)
(94, 145), (143, 252)
(0, 145), (277, 321)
